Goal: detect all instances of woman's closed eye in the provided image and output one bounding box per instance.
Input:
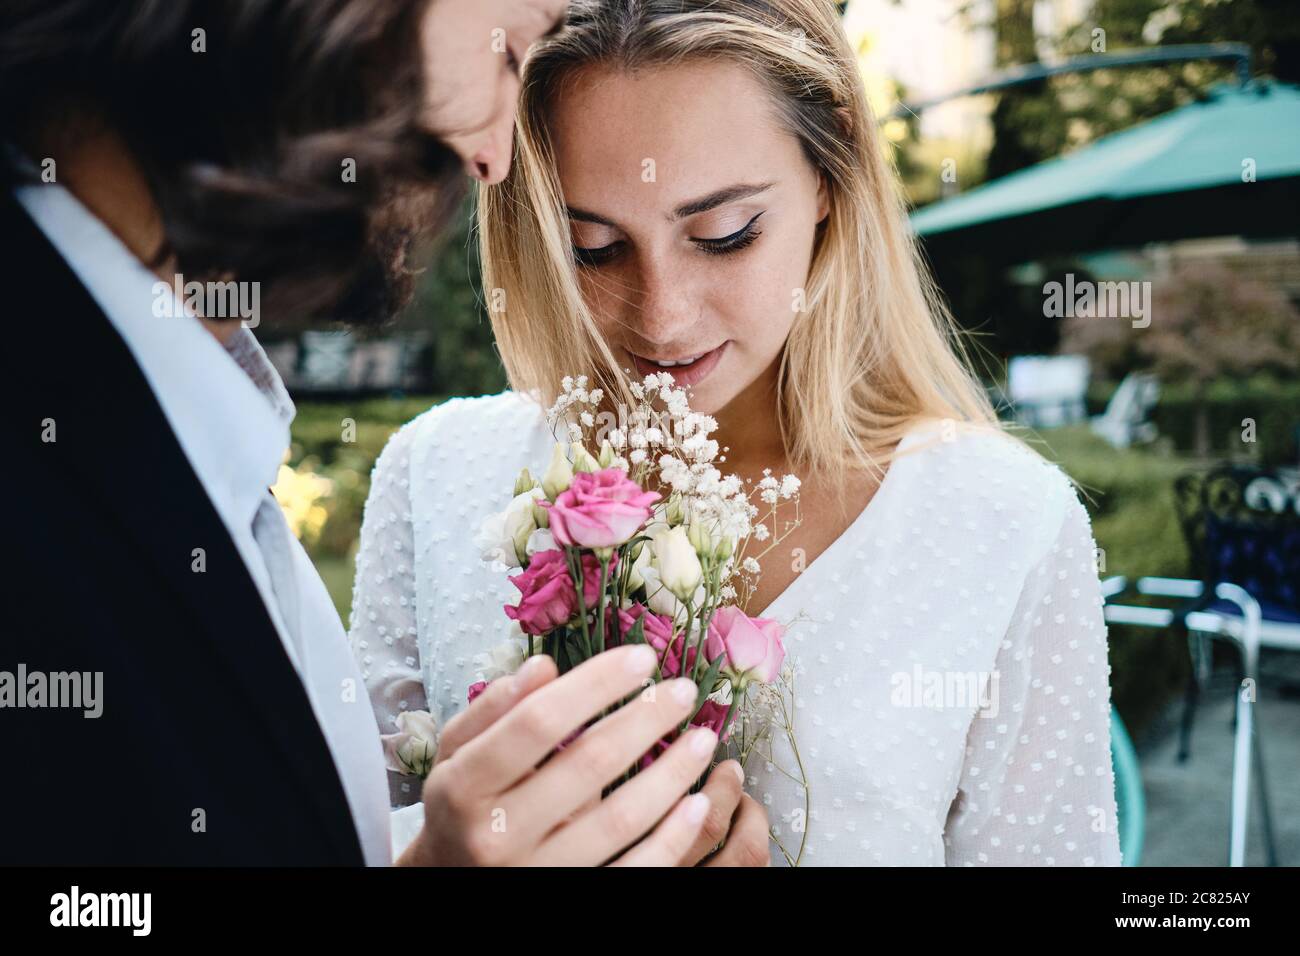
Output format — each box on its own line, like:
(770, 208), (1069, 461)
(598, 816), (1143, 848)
(573, 240), (623, 267)
(692, 211), (764, 256)
(572, 211), (766, 267)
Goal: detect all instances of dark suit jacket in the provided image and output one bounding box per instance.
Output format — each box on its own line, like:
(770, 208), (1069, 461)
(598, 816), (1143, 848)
(1, 193), (365, 864)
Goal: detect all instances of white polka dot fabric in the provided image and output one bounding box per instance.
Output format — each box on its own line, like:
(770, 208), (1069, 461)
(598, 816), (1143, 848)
(349, 392), (1122, 866)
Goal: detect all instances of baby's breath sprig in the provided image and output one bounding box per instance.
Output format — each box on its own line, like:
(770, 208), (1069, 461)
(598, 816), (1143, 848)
(544, 372), (803, 618)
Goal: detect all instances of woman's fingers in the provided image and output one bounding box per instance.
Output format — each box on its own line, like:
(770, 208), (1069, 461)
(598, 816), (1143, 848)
(702, 793), (771, 867)
(506, 676), (702, 837)
(677, 759), (745, 865)
(450, 645), (660, 795)
(535, 725), (718, 865)
(434, 654), (557, 765)
(607, 792), (714, 867)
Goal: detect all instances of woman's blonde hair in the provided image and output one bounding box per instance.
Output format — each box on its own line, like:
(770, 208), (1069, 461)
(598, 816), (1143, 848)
(478, 0), (998, 479)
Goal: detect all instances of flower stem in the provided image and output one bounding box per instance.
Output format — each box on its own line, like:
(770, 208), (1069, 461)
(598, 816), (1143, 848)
(569, 549), (593, 659)
(595, 554), (610, 656)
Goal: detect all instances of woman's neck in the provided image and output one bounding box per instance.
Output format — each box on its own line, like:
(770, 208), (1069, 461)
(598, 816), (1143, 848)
(712, 357), (788, 477)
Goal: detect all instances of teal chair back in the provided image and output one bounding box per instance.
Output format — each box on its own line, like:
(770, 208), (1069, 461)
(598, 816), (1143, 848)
(1111, 708), (1145, 866)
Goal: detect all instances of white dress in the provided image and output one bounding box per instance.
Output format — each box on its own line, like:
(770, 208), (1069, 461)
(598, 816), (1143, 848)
(349, 391), (1123, 866)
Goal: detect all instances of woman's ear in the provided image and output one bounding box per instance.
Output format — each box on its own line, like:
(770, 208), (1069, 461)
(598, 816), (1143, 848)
(833, 105), (855, 139)
(816, 171), (831, 225)
(815, 105), (851, 225)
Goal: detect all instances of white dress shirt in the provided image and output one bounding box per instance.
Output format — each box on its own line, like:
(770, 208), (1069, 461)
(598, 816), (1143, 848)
(15, 180), (393, 865)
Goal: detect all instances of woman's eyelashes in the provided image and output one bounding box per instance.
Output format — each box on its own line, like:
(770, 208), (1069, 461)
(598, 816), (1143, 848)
(572, 240), (622, 267)
(572, 211), (765, 267)
(693, 211), (765, 256)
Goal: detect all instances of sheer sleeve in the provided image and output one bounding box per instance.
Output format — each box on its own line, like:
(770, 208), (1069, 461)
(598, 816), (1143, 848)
(349, 423), (426, 809)
(943, 491), (1122, 866)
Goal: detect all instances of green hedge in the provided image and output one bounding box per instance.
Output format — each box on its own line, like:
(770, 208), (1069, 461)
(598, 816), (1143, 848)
(1088, 376), (1300, 465)
(284, 396), (444, 620)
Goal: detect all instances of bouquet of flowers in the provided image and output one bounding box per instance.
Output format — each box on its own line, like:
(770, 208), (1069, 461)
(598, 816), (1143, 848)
(469, 374), (809, 835)
(380, 374), (814, 861)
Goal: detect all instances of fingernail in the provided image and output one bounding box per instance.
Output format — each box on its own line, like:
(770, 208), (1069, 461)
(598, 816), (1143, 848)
(689, 727), (718, 756)
(670, 678), (697, 707)
(516, 655), (549, 686)
(624, 644), (657, 675)
(728, 760), (745, 784)
(685, 793), (711, 824)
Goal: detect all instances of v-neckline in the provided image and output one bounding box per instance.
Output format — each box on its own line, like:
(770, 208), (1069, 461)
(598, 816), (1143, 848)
(752, 420), (930, 620)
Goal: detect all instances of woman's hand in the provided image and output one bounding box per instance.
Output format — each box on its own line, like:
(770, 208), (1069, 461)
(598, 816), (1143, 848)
(680, 761), (772, 867)
(397, 645), (722, 866)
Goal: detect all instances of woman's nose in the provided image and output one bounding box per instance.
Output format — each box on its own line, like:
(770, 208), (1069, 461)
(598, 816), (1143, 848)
(631, 257), (700, 349)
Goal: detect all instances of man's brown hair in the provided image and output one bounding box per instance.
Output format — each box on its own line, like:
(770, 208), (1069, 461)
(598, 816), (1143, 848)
(1, 0), (466, 325)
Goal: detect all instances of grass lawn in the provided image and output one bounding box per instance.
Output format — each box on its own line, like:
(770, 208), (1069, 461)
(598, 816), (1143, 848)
(315, 553), (359, 629)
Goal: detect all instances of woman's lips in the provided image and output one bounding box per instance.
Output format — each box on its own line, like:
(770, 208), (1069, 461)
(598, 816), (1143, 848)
(629, 343), (727, 389)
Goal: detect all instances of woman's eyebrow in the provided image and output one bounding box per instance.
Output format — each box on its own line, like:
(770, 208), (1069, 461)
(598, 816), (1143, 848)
(567, 206), (618, 227)
(565, 181), (776, 229)
(671, 182), (775, 220)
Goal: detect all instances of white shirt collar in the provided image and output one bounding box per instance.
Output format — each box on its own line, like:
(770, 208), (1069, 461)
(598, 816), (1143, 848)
(14, 179), (294, 533)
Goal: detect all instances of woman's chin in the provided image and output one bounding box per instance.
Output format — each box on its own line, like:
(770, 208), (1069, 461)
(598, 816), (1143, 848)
(675, 380), (734, 417)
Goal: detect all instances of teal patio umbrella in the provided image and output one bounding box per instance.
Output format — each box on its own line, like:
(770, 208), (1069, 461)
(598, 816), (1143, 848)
(910, 81), (1300, 263)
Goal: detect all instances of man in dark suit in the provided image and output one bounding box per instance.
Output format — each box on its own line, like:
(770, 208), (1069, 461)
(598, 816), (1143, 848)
(1, 0), (766, 866)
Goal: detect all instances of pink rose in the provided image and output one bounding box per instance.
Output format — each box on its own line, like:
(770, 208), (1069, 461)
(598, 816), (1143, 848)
(705, 606), (785, 685)
(610, 603), (693, 677)
(543, 467), (660, 550)
(504, 548), (613, 636)
(611, 603), (676, 651)
(691, 700), (733, 741)
(637, 702), (730, 771)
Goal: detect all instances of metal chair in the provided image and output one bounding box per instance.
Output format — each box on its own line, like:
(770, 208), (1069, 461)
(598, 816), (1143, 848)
(1104, 577), (1276, 865)
(1091, 372), (1160, 449)
(1101, 463), (1298, 865)
(1170, 466), (1300, 764)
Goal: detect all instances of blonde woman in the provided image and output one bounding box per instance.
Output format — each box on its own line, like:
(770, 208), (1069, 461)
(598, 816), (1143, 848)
(351, 0), (1121, 866)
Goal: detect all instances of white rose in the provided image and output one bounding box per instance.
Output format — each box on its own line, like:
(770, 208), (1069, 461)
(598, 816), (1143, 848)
(625, 516), (667, 592)
(640, 562), (704, 626)
(387, 710), (438, 777)
(687, 518), (735, 560)
(473, 621), (531, 681)
(627, 537), (653, 592)
(474, 487), (544, 568)
(541, 443), (574, 500)
(650, 526), (703, 604)
(525, 527), (555, 558)
(570, 441), (600, 474)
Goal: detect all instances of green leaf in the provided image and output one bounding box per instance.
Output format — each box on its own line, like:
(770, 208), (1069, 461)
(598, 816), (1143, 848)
(691, 653), (727, 719)
(564, 628), (589, 665)
(625, 615), (646, 646)
(553, 628), (571, 673)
